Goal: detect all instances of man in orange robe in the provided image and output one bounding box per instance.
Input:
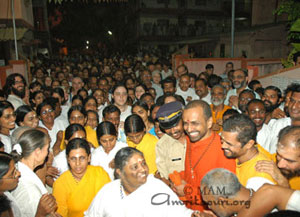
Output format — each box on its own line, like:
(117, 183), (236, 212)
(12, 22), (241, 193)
(173, 100), (236, 211)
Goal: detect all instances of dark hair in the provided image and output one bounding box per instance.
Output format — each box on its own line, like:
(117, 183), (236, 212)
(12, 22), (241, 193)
(0, 152), (13, 178)
(195, 78), (208, 87)
(264, 86), (282, 99)
(246, 99), (265, 112)
(205, 64), (214, 69)
(29, 81), (42, 91)
(239, 89), (255, 99)
(102, 104), (121, 117)
(160, 93), (185, 106)
(255, 87), (265, 96)
(0, 152), (13, 212)
(265, 210), (300, 217)
(66, 138), (90, 157)
(223, 114), (257, 147)
(134, 83), (148, 93)
(83, 96), (97, 108)
(0, 101), (14, 117)
(150, 104), (160, 122)
(207, 74), (222, 88)
(72, 94), (84, 104)
(140, 93), (154, 104)
(161, 76), (176, 89)
(189, 73), (197, 80)
(3, 73), (26, 96)
(67, 105), (87, 120)
(30, 90), (44, 108)
(223, 109), (239, 120)
(77, 88), (88, 97)
(248, 80), (261, 90)
(15, 105), (35, 126)
(13, 129), (48, 161)
(36, 100), (55, 116)
(96, 121), (117, 143)
(124, 114), (145, 135)
(114, 147), (144, 174)
(185, 100), (212, 121)
(198, 72), (209, 81)
(87, 110), (99, 123)
(65, 124), (86, 141)
(132, 101), (149, 113)
(52, 87), (65, 100)
(284, 83), (300, 97)
(112, 84), (128, 95)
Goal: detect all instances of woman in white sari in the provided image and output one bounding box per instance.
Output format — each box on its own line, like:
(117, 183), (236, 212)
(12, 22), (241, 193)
(85, 147), (201, 217)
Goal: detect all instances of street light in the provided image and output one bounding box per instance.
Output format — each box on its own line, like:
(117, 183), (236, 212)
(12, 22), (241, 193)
(108, 31), (112, 35)
(86, 40), (89, 44)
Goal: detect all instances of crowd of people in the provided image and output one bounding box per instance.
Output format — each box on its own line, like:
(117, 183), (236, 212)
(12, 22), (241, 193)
(0, 53), (300, 217)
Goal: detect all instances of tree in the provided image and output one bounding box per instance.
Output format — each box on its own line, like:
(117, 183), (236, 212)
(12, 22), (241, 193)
(275, 0), (300, 67)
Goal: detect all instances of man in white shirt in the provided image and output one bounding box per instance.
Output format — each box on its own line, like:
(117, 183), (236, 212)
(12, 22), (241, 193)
(195, 78), (211, 104)
(4, 73), (26, 110)
(175, 74), (197, 104)
(225, 69), (259, 106)
(269, 85), (300, 153)
(246, 99), (272, 152)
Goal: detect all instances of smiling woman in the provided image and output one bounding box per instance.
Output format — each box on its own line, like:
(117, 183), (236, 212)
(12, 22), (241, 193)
(0, 101), (16, 153)
(85, 147), (199, 217)
(53, 138), (111, 217)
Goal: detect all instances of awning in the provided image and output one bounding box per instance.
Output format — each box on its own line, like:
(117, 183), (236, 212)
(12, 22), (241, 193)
(0, 27), (28, 41)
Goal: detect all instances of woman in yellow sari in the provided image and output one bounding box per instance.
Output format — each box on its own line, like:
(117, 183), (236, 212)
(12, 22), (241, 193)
(53, 138), (111, 217)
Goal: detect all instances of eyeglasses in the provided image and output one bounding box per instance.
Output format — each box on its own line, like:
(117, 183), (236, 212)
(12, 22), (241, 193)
(41, 109), (53, 116)
(0, 163), (19, 179)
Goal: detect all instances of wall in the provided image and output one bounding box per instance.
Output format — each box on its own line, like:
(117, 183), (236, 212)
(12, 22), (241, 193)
(257, 65), (300, 92)
(214, 24), (289, 59)
(0, 0), (34, 27)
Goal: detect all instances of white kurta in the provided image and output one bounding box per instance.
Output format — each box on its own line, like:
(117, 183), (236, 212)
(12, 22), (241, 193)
(120, 106), (132, 123)
(52, 149), (68, 176)
(12, 162), (48, 217)
(84, 175), (193, 217)
(0, 134), (12, 153)
(269, 117), (291, 154)
(91, 141), (127, 180)
(286, 190), (300, 211)
(39, 119), (65, 150)
(176, 88), (198, 105)
(4, 191), (23, 217)
(257, 124), (272, 153)
(200, 92), (211, 105)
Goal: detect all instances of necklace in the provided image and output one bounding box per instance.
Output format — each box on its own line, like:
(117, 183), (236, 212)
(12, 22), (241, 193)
(188, 132), (215, 179)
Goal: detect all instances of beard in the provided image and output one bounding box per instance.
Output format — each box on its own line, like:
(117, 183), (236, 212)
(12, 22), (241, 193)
(11, 86), (25, 98)
(279, 168), (300, 179)
(212, 98), (224, 106)
(233, 80), (246, 89)
(263, 100), (279, 113)
(238, 103), (247, 113)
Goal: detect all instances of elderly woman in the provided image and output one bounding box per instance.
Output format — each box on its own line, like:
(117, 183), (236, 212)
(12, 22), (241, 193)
(91, 121), (127, 180)
(85, 147), (201, 217)
(53, 138), (110, 217)
(0, 151), (59, 217)
(11, 129), (59, 216)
